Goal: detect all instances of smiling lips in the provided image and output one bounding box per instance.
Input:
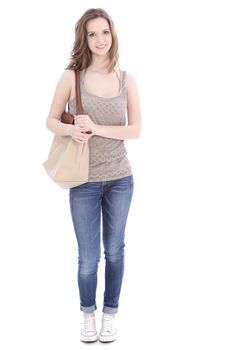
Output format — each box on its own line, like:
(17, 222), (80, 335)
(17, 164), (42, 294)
(96, 45), (106, 49)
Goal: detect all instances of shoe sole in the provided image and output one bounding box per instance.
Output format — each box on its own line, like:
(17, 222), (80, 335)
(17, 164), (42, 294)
(99, 334), (117, 343)
(80, 334), (98, 343)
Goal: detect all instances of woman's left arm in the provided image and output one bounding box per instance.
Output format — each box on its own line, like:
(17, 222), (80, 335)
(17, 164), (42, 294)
(76, 73), (141, 140)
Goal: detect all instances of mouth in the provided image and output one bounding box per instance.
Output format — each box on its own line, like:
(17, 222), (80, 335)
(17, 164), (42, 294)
(96, 45), (106, 49)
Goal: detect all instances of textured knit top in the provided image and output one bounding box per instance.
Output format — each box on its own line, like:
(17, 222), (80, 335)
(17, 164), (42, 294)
(68, 69), (132, 182)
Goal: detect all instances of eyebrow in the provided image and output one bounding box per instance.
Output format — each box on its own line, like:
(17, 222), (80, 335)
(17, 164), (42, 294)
(87, 28), (110, 34)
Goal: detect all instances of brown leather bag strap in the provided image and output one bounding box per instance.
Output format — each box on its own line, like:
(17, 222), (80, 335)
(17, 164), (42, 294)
(75, 70), (83, 115)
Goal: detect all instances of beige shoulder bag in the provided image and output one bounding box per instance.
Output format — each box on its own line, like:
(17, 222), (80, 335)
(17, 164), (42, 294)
(43, 70), (89, 189)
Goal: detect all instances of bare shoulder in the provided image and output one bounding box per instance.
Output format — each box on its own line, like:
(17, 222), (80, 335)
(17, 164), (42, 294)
(58, 69), (74, 85)
(54, 69), (75, 100)
(125, 72), (139, 93)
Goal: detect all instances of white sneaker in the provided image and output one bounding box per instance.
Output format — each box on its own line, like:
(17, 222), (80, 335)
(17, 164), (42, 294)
(80, 312), (98, 342)
(99, 313), (117, 342)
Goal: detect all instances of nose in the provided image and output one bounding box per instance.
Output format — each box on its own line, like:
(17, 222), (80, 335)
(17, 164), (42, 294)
(96, 34), (106, 44)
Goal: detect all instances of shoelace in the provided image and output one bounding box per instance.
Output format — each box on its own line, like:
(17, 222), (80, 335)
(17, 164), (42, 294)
(83, 314), (96, 333)
(101, 314), (114, 333)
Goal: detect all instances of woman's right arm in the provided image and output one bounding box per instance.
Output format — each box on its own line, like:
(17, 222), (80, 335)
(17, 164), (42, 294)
(46, 70), (93, 143)
(46, 69), (73, 136)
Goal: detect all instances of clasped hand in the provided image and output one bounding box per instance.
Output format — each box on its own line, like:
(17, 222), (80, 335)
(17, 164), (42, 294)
(69, 115), (96, 143)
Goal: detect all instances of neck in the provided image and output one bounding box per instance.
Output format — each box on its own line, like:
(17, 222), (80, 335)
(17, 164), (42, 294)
(89, 55), (111, 73)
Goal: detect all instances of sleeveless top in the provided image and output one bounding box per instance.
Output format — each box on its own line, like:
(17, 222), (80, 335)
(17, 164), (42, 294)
(68, 69), (132, 182)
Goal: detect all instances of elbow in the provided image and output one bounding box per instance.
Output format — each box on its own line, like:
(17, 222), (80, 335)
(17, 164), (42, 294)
(46, 117), (54, 132)
(133, 125), (141, 139)
(45, 118), (50, 130)
(46, 119), (52, 132)
(127, 125), (141, 139)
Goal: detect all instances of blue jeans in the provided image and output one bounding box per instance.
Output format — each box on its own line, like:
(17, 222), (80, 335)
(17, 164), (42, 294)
(69, 175), (134, 314)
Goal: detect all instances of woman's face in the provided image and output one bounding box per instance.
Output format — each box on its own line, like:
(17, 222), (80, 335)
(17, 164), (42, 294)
(86, 17), (112, 57)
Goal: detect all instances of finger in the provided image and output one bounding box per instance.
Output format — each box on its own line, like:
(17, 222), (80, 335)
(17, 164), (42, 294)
(74, 137), (86, 143)
(74, 114), (87, 119)
(76, 118), (86, 124)
(76, 140), (86, 144)
(77, 136), (89, 143)
(77, 134), (89, 141)
(75, 121), (87, 127)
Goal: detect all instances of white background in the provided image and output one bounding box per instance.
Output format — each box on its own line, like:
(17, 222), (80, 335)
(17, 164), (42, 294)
(0, 0), (232, 349)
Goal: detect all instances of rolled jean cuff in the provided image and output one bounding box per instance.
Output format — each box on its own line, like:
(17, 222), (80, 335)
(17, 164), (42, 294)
(103, 306), (118, 314)
(81, 304), (97, 313)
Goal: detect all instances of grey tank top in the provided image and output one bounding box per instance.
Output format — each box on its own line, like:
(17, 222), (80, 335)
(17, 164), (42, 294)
(68, 69), (132, 182)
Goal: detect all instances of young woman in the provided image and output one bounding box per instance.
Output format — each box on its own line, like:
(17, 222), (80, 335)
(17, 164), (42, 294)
(46, 8), (141, 343)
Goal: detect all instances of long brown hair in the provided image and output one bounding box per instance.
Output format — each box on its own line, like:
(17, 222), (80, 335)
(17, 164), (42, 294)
(66, 8), (119, 72)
